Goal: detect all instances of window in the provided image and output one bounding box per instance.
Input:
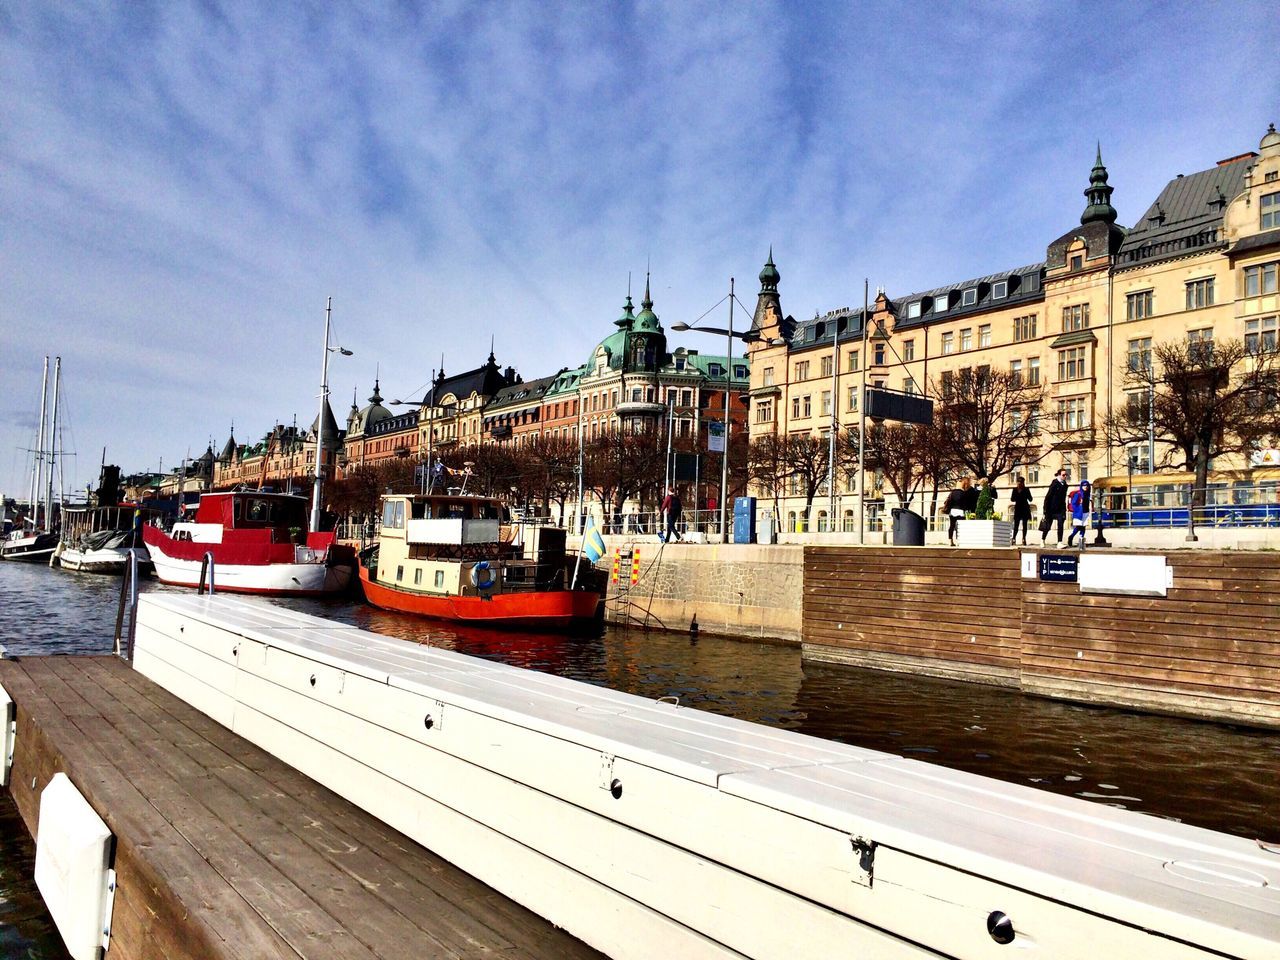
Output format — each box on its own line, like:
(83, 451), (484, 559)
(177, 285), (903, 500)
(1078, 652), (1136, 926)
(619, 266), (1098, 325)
(395, 565), (404, 582)
(681, 388), (692, 406)
(708, 363), (723, 378)
(960, 328), (973, 351)
(1014, 314), (1037, 342)
(674, 356), (686, 371)
(941, 332), (955, 355)
(934, 295), (948, 314)
(1027, 357), (1041, 386)
(903, 339), (915, 361)
(821, 391), (832, 416)
(990, 280), (1007, 300)
(1058, 347), (1087, 381)
(1245, 261), (1279, 297)
(847, 349), (859, 372)
(802, 395), (812, 418)
(941, 370), (955, 400)
(795, 360), (810, 380)
(846, 385), (859, 412)
(1127, 337), (1152, 372)
(1126, 389), (1152, 420)
(734, 364), (748, 379)
(873, 342), (886, 365)
(434, 570), (445, 588)
(978, 324), (991, 348)
(763, 366), (774, 386)
(976, 365), (991, 393)
(791, 396), (800, 419)
(1185, 278), (1215, 310)
(962, 288), (977, 306)
(820, 355), (833, 377)
(756, 399), (774, 423)
(1246, 316), (1278, 354)
(414, 568), (423, 586)
(1070, 254), (1083, 271)
(907, 301), (922, 319)
(1126, 290), (1154, 320)
(1056, 397), (1087, 432)
(1267, 171), (1279, 184)
(631, 387), (643, 402)
(1010, 359), (1023, 386)
(903, 377), (917, 395)
(1063, 303), (1090, 331)
(1262, 191), (1280, 230)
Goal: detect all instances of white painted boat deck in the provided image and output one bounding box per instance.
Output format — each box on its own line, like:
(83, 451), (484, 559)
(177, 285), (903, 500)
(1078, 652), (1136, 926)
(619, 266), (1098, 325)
(131, 593), (1280, 960)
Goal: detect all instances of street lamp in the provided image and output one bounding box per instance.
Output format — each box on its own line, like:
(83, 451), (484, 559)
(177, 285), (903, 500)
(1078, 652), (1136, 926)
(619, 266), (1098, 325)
(671, 284), (783, 544)
(311, 297), (353, 533)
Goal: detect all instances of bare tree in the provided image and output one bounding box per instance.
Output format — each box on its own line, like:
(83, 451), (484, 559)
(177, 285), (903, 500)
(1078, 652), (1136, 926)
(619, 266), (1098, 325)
(583, 428), (665, 530)
(932, 367), (1045, 482)
(843, 421), (951, 508)
(777, 432), (832, 526)
(516, 434), (579, 522)
(1105, 337), (1280, 507)
(748, 434), (789, 519)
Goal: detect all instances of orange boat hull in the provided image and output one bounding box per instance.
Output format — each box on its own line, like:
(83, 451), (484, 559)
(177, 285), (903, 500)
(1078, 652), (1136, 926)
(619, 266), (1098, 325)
(359, 562), (602, 629)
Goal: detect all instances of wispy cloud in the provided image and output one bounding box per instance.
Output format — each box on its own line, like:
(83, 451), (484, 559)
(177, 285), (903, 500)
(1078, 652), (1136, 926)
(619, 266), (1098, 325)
(1, 0), (1277, 492)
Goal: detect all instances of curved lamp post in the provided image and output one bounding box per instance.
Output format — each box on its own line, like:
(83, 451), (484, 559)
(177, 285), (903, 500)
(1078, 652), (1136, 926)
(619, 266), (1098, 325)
(311, 297), (353, 533)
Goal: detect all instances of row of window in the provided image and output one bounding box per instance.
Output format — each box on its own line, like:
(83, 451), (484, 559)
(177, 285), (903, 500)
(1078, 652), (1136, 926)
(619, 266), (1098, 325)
(904, 278), (1015, 319)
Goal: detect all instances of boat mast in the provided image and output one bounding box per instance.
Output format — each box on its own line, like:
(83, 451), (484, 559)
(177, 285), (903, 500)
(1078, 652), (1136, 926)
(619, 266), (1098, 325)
(33, 357), (48, 529)
(46, 356), (61, 530)
(311, 298), (332, 534)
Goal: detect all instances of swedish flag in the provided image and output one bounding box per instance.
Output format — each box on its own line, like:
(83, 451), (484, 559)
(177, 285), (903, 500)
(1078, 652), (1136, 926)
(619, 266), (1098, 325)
(582, 515), (606, 564)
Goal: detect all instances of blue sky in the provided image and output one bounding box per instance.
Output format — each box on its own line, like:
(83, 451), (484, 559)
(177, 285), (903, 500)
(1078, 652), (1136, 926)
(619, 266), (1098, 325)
(2, 1), (1278, 496)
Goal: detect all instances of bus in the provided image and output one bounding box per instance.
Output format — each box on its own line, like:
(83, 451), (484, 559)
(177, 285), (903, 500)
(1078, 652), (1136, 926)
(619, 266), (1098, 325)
(1093, 468), (1280, 528)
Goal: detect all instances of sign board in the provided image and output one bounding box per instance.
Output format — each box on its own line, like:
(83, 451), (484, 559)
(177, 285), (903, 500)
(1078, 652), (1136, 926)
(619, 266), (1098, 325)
(1020, 552), (1037, 579)
(1038, 554), (1079, 582)
(1078, 554), (1170, 597)
(673, 452), (699, 483)
(1251, 448), (1280, 467)
(864, 387), (934, 426)
(707, 421), (726, 453)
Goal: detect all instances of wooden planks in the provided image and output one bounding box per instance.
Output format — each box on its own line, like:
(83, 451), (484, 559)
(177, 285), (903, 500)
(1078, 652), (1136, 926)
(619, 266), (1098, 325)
(803, 547), (1022, 684)
(0, 655), (605, 960)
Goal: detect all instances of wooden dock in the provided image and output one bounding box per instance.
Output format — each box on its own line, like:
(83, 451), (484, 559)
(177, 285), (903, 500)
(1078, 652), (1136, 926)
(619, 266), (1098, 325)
(0, 654), (605, 960)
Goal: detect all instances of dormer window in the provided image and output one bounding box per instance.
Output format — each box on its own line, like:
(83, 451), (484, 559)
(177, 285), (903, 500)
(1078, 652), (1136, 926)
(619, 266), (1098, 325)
(1261, 191), (1280, 230)
(962, 288), (977, 306)
(934, 295), (948, 314)
(906, 302), (922, 319)
(734, 365), (748, 379)
(992, 280), (1008, 299)
(708, 363), (724, 377)
(1070, 255), (1083, 271)
(674, 357), (686, 371)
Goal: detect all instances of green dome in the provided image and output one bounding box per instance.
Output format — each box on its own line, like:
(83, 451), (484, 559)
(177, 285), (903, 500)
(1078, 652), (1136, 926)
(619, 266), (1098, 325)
(759, 247), (780, 292)
(615, 295), (636, 329)
(633, 275), (662, 333)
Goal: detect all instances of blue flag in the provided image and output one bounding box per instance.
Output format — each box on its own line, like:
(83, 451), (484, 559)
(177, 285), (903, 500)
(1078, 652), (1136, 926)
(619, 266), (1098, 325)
(582, 515), (606, 564)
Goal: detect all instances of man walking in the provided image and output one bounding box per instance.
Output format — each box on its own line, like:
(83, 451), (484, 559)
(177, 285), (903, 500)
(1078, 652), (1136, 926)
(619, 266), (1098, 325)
(1041, 468), (1069, 546)
(661, 487), (683, 543)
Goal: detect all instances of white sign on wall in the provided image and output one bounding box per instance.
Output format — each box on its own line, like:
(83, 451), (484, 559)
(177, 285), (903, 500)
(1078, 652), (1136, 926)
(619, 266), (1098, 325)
(1078, 554), (1171, 597)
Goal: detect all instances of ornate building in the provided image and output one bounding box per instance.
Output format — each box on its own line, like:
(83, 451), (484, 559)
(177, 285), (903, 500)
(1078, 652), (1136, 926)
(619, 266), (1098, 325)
(746, 123), (1280, 531)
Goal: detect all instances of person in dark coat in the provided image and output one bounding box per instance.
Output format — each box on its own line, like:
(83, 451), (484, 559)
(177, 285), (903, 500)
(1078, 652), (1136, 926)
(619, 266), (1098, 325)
(1041, 468), (1069, 546)
(661, 487), (683, 543)
(1010, 476), (1033, 546)
(943, 477), (972, 546)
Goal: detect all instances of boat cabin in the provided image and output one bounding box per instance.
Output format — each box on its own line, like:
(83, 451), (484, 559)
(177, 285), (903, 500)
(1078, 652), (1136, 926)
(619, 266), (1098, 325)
(172, 491), (318, 545)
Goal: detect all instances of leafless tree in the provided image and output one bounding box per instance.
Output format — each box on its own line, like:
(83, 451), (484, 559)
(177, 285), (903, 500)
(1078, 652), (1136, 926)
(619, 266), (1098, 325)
(842, 421), (951, 508)
(1105, 337), (1280, 507)
(931, 367), (1046, 483)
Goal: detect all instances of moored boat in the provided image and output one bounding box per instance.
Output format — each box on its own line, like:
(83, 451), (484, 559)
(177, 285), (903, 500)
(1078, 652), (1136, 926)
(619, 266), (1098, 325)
(56, 503), (161, 574)
(359, 492), (605, 630)
(0, 528), (59, 563)
(143, 490), (355, 595)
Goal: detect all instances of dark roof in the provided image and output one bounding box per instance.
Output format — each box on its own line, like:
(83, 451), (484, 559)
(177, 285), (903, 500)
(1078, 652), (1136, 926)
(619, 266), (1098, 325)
(790, 308), (866, 351)
(425, 358), (513, 408)
(367, 410), (418, 437)
(1116, 156), (1252, 268)
(1230, 228), (1280, 259)
(890, 263), (1045, 330)
(485, 372), (560, 412)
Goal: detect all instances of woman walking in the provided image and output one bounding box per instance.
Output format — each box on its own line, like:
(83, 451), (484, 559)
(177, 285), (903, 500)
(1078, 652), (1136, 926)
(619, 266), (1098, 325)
(943, 477), (972, 546)
(1010, 476), (1033, 546)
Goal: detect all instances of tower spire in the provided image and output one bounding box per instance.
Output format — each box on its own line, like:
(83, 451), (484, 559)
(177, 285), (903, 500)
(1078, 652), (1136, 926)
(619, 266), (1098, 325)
(1081, 144), (1118, 225)
(758, 246), (780, 293)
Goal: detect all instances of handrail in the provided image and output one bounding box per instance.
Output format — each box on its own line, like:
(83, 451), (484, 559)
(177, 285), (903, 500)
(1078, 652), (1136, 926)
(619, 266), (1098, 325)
(112, 551), (139, 661)
(197, 552), (216, 595)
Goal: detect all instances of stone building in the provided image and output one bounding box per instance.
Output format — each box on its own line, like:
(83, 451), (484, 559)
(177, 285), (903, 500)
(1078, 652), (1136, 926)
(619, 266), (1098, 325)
(212, 403), (342, 493)
(746, 123), (1280, 531)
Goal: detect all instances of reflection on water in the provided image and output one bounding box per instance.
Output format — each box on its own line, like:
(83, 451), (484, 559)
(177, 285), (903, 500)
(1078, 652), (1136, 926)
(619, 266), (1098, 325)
(2, 562), (1279, 959)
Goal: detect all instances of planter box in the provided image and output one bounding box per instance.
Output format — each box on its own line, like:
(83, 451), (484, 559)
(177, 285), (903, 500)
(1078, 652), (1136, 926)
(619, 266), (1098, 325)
(955, 518), (1013, 547)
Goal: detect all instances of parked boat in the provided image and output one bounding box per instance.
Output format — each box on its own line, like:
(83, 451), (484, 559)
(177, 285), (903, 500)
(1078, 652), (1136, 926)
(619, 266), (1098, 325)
(142, 490), (355, 595)
(2, 357), (61, 563)
(0, 528), (59, 563)
(55, 503), (161, 574)
(359, 492), (605, 629)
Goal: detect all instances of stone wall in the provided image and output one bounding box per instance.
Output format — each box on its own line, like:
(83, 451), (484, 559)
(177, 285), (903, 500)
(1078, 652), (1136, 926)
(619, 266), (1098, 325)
(597, 537), (803, 643)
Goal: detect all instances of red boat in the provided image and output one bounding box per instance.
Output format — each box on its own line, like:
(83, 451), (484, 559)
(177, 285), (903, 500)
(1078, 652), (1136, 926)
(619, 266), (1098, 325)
(359, 493), (604, 630)
(143, 491), (355, 596)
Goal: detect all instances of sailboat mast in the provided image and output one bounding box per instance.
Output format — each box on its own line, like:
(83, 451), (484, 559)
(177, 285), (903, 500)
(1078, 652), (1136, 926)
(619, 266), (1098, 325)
(32, 357), (49, 527)
(46, 356), (62, 530)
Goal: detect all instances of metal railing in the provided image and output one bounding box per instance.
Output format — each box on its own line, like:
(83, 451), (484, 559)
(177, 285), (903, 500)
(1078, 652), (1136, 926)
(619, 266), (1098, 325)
(1096, 483), (1280, 529)
(113, 551), (140, 661)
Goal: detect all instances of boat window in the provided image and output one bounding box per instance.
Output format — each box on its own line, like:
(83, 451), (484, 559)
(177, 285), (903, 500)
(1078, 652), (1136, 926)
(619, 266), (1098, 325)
(443, 502), (467, 519)
(246, 499), (273, 524)
(414, 568), (422, 585)
(394, 501), (405, 527)
(479, 504), (501, 520)
(411, 501), (428, 520)
(382, 500), (406, 529)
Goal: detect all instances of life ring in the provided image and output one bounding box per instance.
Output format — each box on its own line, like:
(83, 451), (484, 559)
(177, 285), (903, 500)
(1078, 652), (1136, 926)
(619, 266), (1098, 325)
(470, 561), (496, 590)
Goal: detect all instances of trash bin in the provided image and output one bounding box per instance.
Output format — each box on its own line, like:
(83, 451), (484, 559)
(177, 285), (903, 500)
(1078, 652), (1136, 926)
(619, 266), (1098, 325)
(891, 508), (926, 546)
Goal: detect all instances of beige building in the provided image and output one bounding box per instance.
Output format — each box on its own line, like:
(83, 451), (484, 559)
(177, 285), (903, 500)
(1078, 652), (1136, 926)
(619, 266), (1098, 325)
(747, 123), (1280, 531)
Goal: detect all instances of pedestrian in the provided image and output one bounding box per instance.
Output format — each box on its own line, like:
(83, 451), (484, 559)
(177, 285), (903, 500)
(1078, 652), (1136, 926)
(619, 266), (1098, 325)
(1010, 476), (1033, 545)
(1041, 468), (1069, 546)
(1066, 480), (1092, 549)
(661, 486), (683, 543)
(943, 477), (972, 546)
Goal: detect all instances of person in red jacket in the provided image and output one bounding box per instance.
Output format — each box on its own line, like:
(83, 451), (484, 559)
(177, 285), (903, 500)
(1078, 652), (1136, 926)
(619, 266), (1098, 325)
(661, 487), (683, 543)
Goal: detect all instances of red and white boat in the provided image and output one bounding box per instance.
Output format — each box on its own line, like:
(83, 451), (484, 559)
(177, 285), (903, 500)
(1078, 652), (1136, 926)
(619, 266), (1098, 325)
(143, 491), (355, 596)
(359, 492), (604, 629)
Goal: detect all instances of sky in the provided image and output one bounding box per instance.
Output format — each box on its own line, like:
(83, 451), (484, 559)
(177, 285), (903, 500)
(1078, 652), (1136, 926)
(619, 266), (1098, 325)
(2, 1), (1278, 497)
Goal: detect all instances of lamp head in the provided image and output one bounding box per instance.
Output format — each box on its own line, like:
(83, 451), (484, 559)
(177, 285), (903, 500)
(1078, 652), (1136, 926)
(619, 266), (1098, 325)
(338, 347), (354, 356)
(671, 322), (691, 331)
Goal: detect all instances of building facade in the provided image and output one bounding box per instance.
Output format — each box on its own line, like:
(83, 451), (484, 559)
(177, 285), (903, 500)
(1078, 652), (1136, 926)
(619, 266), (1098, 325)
(747, 124), (1280, 531)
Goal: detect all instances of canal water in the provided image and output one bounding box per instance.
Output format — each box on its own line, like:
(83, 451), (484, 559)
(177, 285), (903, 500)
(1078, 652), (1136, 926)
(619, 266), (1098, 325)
(2, 562), (1279, 959)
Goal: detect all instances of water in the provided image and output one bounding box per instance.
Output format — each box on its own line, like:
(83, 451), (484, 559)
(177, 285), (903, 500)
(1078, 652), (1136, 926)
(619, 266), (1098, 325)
(3, 562), (1279, 959)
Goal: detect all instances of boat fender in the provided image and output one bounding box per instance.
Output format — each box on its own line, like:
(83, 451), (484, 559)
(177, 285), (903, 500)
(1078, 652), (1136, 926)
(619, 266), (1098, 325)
(470, 561), (496, 591)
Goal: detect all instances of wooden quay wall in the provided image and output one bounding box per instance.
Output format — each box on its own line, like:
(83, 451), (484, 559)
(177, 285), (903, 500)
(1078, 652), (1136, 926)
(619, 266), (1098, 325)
(804, 547), (1280, 728)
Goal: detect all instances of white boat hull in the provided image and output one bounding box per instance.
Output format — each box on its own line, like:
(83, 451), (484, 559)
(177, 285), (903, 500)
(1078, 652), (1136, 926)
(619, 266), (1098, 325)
(58, 544), (150, 574)
(148, 549), (352, 596)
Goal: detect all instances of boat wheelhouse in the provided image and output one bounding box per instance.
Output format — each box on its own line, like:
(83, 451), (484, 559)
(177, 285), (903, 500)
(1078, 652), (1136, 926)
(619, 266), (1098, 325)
(359, 493), (605, 629)
(143, 490), (354, 595)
